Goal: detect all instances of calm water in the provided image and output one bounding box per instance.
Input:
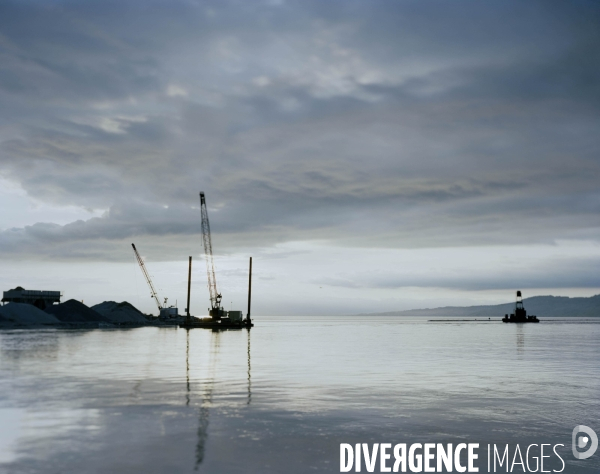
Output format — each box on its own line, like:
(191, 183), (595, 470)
(0, 317), (598, 473)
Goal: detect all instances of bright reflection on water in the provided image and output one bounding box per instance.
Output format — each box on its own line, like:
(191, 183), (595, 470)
(0, 317), (599, 473)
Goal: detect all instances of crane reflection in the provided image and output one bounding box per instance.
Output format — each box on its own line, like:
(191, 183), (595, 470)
(185, 328), (252, 470)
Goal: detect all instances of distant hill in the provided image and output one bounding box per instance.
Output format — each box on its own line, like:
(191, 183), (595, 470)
(362, 295), (600, 317)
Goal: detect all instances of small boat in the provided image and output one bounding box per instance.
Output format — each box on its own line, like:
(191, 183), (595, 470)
(502, 291), (539, 323)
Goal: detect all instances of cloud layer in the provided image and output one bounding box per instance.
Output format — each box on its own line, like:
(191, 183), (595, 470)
(0, 1), (599, 303)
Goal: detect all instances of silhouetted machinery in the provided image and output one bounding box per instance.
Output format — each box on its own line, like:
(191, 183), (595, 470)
(179, 192), (252, 329)
(502, 290), (539, 323)
(199, 192), (227, 321)
(132, 243), (178, 318)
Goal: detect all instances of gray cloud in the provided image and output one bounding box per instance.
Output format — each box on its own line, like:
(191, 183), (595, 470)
(0, 0), (599, 264)
(317, 256), (600, 292)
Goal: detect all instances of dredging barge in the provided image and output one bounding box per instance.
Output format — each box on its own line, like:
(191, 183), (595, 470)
(502, 291), (539, 323)
(178, 255), (254, 330)
(180, 314), (253, 330)
(179, 192), (254, 330)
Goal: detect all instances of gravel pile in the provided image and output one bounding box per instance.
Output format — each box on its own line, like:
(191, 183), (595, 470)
(91, 301), (148, 324)
(0, 303), (61, 326)
(45, 299), (110, 323)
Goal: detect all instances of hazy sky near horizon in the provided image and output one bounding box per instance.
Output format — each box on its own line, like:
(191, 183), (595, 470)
(0, 0), (599, 315)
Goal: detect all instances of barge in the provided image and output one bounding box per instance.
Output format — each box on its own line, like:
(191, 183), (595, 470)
(179, 192), (254, 330)
(180, 314), (253, 330)
(502, 291), (539, 323)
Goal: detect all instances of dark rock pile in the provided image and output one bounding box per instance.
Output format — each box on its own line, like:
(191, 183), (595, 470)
(91, 301), (148, 324)
(0, 303), (61, 327)
(45, 299), (110, 323)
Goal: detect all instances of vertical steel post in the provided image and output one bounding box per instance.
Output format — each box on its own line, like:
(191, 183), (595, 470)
(186, 256), (192, 320)
(246, 257), (252, 322)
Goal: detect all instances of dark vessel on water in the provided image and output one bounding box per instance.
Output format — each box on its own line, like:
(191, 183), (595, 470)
(179, 192), (253, 330)
(502, 291), (539, 323)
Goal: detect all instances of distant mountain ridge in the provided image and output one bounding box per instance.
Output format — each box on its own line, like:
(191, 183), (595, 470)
(363, 294), (600, 317)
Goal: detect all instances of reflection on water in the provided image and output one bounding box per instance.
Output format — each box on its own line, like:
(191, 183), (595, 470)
(186, 329), (190, 406)
(0, 330), (61, 362)
(247, 329), (251, 406)
(195, 330), (219, 469)
(516, 324), (525, 354)
(0, 318), (599, 473)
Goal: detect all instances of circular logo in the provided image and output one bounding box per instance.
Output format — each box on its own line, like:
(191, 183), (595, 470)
(572, 425), (598, 460)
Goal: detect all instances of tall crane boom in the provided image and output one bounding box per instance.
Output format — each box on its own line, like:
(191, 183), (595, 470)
(199, 192), (222, 312)
(132, 243), (163, 311)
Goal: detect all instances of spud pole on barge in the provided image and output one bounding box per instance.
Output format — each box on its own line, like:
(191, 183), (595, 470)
(246, 257), (252, 326)
(185, 256), (192, 325)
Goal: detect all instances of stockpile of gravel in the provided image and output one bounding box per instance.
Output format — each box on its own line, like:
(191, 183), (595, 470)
(45, 299), (110, 323)
(0, 303), (61, 326)
(91, 301), (148, 324)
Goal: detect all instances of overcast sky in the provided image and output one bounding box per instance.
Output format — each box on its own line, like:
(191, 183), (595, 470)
(0, 0), (599, 315)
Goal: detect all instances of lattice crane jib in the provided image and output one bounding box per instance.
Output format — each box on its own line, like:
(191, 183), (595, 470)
(131, 243), (163, 311)
(199, 192), (222, 310)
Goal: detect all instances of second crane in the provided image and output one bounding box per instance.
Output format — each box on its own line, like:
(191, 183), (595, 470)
(200, 192), (244, 322)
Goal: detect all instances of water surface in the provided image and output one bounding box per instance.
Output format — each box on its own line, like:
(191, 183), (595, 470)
(0, 316), (598, 473)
